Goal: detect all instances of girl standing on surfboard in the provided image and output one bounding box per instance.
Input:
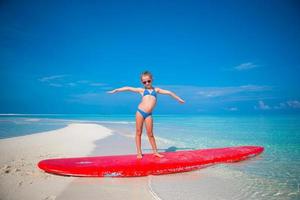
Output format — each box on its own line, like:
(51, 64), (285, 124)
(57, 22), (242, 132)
(108, 71), (185, 159)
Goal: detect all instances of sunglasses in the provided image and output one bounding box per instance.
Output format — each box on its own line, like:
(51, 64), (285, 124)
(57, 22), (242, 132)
(142, 80), (152, 84)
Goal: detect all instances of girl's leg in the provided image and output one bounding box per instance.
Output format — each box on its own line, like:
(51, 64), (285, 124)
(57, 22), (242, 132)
(144, 116), (164, 157)
(135, 111), (144, 158)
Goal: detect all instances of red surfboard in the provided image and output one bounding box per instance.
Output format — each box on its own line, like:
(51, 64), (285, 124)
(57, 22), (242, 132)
(37, 146), (264, 177)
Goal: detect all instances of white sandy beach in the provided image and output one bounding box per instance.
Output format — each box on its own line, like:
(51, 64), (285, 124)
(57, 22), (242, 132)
(0, 123), (112, 200)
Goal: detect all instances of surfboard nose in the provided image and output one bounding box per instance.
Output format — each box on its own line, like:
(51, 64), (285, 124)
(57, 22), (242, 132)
(38, 158), (100, 177)
(246, 146), (264, 154)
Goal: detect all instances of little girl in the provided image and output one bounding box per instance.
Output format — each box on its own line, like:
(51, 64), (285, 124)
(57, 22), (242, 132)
(108, 71), (185, 159)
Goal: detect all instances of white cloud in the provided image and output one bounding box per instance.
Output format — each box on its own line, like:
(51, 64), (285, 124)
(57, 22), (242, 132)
(155, 84), (274, 104)
(225, 107), (238, 111)
(39, 75), (108, 89)
(39, 74), (71, 87)
(195, 85), (272, 98)
(220, 95), (277, 102)
(48, 83), (63, 87)
(255, 100), (271, 110)
(273, 100), (300, 110)
(255, 100), (300, 110)
(234, 62), (259, 71)
(286, 100), (300, 108)
(38, 74), (69, 82)
(274, 102), (286, 109)
(159, 84), (271, 97)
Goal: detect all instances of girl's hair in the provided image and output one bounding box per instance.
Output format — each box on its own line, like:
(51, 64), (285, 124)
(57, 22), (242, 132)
(140, 71), (153, 80)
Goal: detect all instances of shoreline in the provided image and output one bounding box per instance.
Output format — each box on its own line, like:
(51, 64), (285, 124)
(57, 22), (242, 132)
(0, 123), (113, 200)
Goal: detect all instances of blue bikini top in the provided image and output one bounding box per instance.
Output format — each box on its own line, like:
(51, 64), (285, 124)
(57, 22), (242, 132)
(143, 87), (157, 98)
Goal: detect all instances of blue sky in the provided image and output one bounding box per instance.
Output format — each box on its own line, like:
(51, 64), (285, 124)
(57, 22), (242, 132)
(0, 0), (299, 114)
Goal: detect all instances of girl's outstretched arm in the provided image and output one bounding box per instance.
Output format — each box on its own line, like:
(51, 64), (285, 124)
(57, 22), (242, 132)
(156, 88), (185, 103)
(107, 86), (143, 94)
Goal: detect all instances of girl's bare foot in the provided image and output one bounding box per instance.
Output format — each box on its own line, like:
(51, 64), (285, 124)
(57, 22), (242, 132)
(153, 152), (164, 158)
(137, 154), (143, 159)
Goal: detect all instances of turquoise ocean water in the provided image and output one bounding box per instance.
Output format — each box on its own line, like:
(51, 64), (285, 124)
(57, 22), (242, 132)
(0, 114), (299, 199)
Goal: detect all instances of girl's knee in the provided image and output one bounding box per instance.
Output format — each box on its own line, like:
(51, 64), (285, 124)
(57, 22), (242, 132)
(136, 130), (142, 136)
(147, 132), (154, 137)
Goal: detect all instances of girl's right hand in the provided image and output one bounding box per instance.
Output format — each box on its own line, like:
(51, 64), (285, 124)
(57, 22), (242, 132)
(107, 89), (117, 94)
(178, 98), (185, 104)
